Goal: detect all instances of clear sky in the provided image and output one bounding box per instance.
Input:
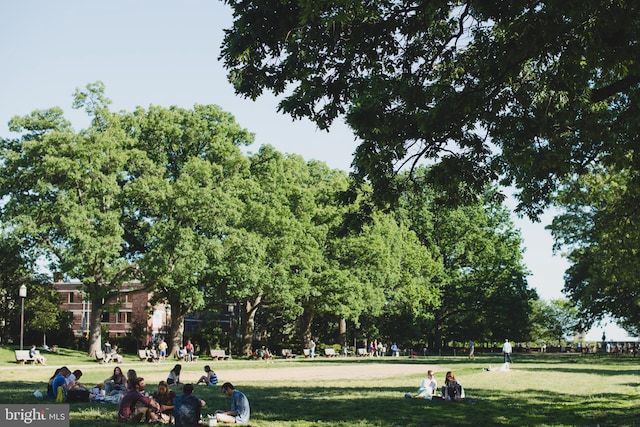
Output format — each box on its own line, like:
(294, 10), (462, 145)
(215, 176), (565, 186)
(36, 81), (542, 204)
(0, 1), (632, 340)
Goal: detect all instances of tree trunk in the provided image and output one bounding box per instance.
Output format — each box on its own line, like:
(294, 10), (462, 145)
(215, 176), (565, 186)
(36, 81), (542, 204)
(300, 310), (314, 349)
(241, 296), (261, 357)
(87, 295), (103, 357)
(434, 312), (443, 354)
(339, 318), (347, 348)
(168, 310), (185, 359)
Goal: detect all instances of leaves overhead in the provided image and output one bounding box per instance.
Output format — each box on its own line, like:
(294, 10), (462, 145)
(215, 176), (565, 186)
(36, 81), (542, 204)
(220, 0), (640, 218)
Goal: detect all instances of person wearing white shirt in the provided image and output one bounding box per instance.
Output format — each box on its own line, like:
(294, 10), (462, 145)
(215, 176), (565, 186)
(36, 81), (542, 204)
(417, 370), (437, 399)
(502, 338), (513, 363)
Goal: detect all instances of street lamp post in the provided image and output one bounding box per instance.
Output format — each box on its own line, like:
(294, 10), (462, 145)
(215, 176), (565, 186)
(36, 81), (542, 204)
(19, 285), (27, 350)
(227, 303), (234, 357)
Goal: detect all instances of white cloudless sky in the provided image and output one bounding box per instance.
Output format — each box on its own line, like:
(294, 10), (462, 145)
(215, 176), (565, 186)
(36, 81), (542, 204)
(0, 0), (633, 341)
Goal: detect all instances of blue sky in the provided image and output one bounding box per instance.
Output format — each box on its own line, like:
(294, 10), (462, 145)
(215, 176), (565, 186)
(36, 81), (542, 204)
(0, 1), (632, 340)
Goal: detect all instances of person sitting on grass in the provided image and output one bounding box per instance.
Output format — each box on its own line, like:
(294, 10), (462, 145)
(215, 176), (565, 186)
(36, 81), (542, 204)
(417, 369), (438, 399)
(66, 369), (88, 391)
(118, 377), (161, 424)
(126, 369), (138, 391)
(152, 381), (176, 423)
(167, 364), (182, 386)
(46, 367), (66, 399)
(196, 365), (218, 386)
(442, 371), (464, 402)
(105, 366), (127, 395)
(216, 382), (250, 424)
(173, 383), (205, 426)
(52, 367), (71, 401)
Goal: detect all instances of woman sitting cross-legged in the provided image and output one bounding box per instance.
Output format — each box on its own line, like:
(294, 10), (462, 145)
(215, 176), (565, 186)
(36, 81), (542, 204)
(442, 371), (464, 401)
(152, 381), (176, 423)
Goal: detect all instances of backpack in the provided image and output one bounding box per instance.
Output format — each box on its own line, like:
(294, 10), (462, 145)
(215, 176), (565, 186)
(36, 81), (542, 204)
(66, 389), (90, 403)
(447, 381), (460, 397)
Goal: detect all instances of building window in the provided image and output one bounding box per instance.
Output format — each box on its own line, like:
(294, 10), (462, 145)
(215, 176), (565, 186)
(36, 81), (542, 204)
(101, 312), (110, 323)
(117, 294), (130, 304)
(118, 312), (132, 324)
(69, 293), (74, 303)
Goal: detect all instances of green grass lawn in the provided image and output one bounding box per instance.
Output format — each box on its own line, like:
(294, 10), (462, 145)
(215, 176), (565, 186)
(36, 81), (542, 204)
(0, 345), (638, 426)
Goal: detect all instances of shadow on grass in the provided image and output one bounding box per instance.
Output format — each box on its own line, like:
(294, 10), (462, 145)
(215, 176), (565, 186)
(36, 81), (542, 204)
(244, 384), (640, 426)
(2, 376), (640, 426)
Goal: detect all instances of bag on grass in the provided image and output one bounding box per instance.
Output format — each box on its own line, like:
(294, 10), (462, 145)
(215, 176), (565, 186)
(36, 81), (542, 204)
(66, 389), (90, 403)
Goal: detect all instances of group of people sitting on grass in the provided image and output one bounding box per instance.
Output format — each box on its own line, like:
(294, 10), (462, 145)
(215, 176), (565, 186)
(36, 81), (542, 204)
(118, 368), (249, 425)
(42, 361), (250, 424)
(46, 366), (90, 402)
(103, 340), (124, 363)
(166, 364), (219, 387)
(254, 346), (274, 362)
(409, 369), (465, 401)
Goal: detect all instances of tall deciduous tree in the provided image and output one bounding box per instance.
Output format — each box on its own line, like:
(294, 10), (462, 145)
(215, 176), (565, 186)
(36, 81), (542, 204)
(396, 168), (534, 349)
(211, 146), (322, 356)
(530, 299), (581, 347)
(220, 0), (640, 217)
(120, 104), (253, 356)
(549, 165), (640, 335)
(0, 82), (158, 356)
(0, 235), (60, 345)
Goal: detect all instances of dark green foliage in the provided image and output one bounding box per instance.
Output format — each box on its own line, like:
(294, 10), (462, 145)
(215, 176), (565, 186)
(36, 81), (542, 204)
(221, 0), (640, 219)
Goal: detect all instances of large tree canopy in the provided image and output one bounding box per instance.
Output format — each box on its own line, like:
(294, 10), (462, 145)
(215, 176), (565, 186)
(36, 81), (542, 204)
(220, 0), (640, 218)
(549, 164), (640, 335)
(0, 82), (157, 356)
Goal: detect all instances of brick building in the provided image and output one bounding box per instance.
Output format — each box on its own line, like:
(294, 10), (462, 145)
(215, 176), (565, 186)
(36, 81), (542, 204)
(53, 280), (170, 343)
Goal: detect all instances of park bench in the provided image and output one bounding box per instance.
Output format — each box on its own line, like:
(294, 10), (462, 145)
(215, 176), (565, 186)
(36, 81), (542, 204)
(280, 348), (295, 358)
(210, 349), (229, 361)
(138, 349), (152, 362)
(324, 348), (338, 357)
(356, 348), (368, 357)
(14, 350), (36, 364)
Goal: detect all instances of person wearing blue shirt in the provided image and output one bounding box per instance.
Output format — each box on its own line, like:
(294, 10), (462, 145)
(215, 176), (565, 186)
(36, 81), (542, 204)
(49, 367), (70, 400)
(173, 383), (205, 426)
(216, 382), (250, 424)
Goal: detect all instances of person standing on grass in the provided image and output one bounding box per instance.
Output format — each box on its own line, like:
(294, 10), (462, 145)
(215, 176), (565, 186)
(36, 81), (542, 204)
(216, 382), (250, 424)
(468, 340), (475, 359)
(502, 338), (513, 363)
(184, 340), (195, 362)
(158, 338), (168, 362)
(391, 342), (399, 357)
(309, 339), (316, 358)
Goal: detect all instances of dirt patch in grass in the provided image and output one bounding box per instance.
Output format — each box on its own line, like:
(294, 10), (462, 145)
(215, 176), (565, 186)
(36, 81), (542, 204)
(146, 361), (444, 384)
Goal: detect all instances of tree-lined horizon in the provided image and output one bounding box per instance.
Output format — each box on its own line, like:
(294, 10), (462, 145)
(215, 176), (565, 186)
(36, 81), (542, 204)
(220, 0), (640, 336)
(1, 83), (540, 355)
